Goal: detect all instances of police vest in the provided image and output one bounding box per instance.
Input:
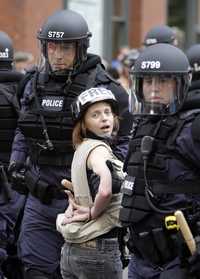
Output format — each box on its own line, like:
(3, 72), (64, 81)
(0, 70), (23, 164)
(58, 139), (124, 243)
(18, 66), (116, 167)
(120, 113), (200, 230)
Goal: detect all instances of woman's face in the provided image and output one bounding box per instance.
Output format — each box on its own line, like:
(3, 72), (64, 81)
(83, 102), (115, 137)
(143, 75), (176, 105)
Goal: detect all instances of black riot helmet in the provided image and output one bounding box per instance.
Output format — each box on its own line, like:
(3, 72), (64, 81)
(186, 44), (200, 81)
(0, 31), (13, 66)
(71, 87), (118, 122)
(143, 25), (177, 47)
(37, 9), (92, 75)
(129, 43), (190, 116)
(122, 48), (140, 69)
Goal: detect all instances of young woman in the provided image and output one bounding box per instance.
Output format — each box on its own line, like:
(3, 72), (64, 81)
(56, 87), (125, 279)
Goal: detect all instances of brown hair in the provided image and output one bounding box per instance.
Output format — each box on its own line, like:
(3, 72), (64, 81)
(72, 114), (120, 149)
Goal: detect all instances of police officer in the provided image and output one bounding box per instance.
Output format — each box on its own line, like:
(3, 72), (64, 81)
(186, 44), (200, 89)
(182, 44), (200, 117)
(0, 31), (26, 279)
(143, 25), (178, 47)
(122, 48), (140, 70)
(9, 9), (132, 279)
(120, 43), (200, 278)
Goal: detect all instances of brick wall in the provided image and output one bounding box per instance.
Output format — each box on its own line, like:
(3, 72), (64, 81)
(0, 0), (63, 63)
(128, 0), (167, 48)
(0, 0), (167, 62)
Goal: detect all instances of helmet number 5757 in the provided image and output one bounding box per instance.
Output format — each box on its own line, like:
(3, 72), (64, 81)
(48, 31), (64, 38)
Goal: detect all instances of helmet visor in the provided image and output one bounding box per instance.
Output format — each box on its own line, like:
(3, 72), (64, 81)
(129, 74), (186, 115)
(46, 41), (76, 74)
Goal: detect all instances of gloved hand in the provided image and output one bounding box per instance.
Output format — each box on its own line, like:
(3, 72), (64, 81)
(106, 160), (123, 193)
(33, 181), (67, 205)
(8, 161), (28, 195)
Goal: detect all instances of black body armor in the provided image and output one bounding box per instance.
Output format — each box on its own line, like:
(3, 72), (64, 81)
(120, 114), (200, 231)
(0, 71), (23, 164)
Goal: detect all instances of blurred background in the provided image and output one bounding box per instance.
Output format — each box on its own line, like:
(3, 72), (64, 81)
(1, 0), (199, 65)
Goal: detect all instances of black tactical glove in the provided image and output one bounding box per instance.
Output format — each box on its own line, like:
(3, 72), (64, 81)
(8, 161), (28, 195)
(26, 175), (66, 205)
(0, 165), (12, 202)
(106, 160), (123, 193)
(188, 236), (200, 279)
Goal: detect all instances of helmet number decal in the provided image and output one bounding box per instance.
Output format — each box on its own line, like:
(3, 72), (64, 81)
(48, 31), (64, 38)
(141, 61), (161, 69)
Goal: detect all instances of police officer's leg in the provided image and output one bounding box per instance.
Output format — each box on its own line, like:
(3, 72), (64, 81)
(2, 191), (27, 279)
(128, 255), (146, 279)
(19, 196), (66, 279)
(0, 248), (7, 279)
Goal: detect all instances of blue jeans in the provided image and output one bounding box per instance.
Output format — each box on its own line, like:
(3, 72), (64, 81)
(60, 238), (123, 279)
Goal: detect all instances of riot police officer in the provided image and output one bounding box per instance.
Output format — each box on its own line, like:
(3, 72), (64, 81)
(143, 25), (178, 47)
(0, 31), (26, 279)
(122, 48), (140, 70)
(9, 9), (132, 279)
(120, 43), (200, 278)
(186, 44), (200, 88)
(182, 44), (200, 116)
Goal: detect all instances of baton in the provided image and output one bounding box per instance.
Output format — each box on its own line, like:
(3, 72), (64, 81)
(174, 210), (196, 255)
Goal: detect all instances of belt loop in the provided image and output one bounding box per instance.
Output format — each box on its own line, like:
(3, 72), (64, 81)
(97, 238), (103, 250)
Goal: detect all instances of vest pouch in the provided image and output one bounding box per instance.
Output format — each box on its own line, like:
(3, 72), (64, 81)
(120, 175), (150, 224)
(152, 228), (177, 265)
(120, 175), (136, 225)
(121, 175), (135, 208)
(119, 207), (150, 224)
(133, 231), (161, 265)
(131, 228), (178, 266)
(25, 170), (53, 204)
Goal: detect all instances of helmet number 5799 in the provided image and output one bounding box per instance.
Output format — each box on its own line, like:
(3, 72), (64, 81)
(141, 61), (161, 69)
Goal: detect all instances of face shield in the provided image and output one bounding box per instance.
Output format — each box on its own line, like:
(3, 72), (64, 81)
(129, 73), (188, 115)
(40, 40), (77, 76)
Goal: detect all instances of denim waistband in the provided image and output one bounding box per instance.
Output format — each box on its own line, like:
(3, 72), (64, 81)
(69, 237), (118, 250)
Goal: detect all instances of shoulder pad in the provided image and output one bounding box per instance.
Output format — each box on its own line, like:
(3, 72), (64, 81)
(179, 109), (200, 119)
(182, 89), (200, 111)
(96, 64), (120, 85)
(26, 65), (37, 75)
(17, 68), (36, 99)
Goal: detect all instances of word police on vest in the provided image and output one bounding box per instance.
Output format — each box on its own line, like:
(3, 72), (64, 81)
(121, 175), (136, 195)
(41, 96), (64, 111)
